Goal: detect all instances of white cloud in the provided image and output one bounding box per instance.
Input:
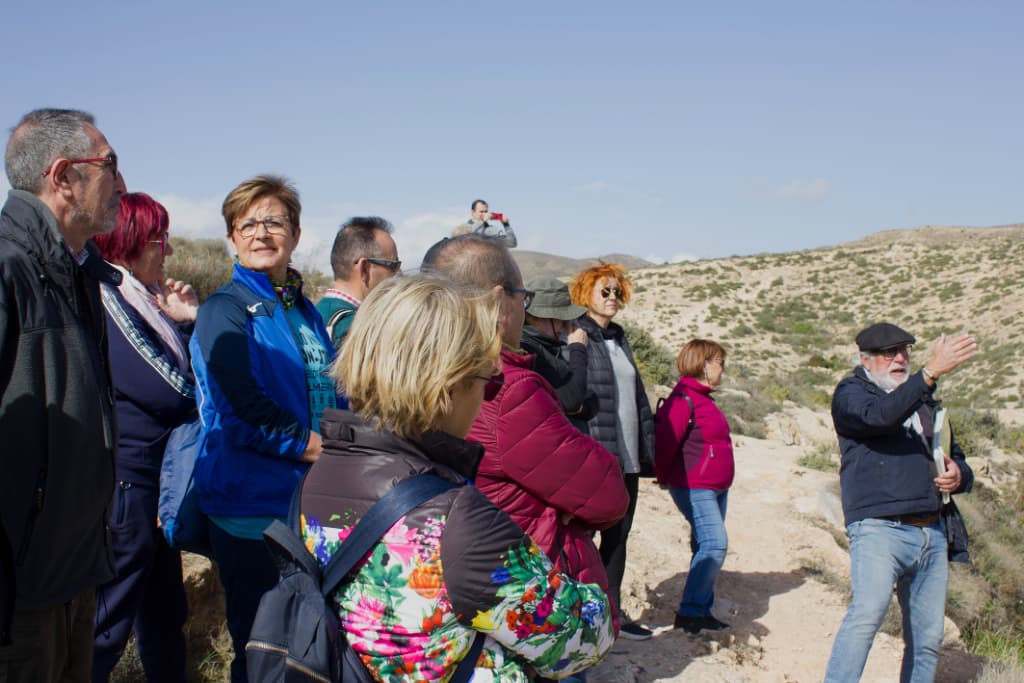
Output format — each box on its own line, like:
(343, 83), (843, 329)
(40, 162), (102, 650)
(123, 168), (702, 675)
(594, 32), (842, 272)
(572, 180), (609, 193)
(645, 252), (699, 265)
(394, 207), (466, 269)
(156, 193), (223, 238)
(773, 178), (831, 201)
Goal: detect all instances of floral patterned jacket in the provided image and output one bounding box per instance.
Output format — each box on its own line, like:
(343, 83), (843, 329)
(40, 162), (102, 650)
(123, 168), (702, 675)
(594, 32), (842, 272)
(301, 409), (616, 683)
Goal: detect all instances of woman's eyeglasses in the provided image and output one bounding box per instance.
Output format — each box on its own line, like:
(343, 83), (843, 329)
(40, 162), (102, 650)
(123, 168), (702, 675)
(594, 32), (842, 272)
(600, 286), (623, 299)
(235, 215), (291, 239)
(148, 237), (170, 256)
(473, 371), (505, 401)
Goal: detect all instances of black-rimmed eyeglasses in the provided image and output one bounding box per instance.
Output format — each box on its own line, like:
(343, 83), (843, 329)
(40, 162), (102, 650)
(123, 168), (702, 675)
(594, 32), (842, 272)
(360, 257), (402, 273)
(234, 215), (291, 239)
(503, 285), (535, 309)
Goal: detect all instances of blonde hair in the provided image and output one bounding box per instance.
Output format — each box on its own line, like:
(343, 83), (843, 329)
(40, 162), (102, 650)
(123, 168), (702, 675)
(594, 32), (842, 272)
(677, 339), (727, 378)
(222, 174), (301, 237)
(569, 262), (633, 308)
(332, 275), (501, 438)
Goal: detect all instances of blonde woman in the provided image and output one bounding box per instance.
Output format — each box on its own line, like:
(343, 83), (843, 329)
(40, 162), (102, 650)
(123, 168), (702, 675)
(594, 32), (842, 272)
(300, 276), (616, 682)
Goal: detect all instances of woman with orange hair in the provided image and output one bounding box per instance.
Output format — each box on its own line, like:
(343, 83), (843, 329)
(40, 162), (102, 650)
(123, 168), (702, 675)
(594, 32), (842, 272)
(570, 263), (655, 640)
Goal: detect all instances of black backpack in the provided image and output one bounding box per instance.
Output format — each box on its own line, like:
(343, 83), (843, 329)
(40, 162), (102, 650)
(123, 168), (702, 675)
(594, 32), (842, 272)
(655, 390), (696, 439)
(246, 473), (485, 682)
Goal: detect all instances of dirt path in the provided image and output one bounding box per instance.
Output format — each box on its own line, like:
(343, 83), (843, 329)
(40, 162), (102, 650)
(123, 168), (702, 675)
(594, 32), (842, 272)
(590, 432), (988, 683)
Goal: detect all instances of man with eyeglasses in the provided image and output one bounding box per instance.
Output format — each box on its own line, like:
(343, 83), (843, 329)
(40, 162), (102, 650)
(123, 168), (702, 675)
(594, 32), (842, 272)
(316, 216), (401, 348)
(825, 322), (977, 682)
(421, 234), (628, 668)
(0, 108), (126, 681)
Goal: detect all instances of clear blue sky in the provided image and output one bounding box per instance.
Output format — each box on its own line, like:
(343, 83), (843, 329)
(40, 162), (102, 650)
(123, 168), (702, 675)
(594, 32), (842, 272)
(2, 1), (1021, 270)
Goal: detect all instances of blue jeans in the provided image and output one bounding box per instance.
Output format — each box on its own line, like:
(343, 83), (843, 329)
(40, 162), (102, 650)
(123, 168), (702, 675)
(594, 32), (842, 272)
(668, 487), (728, 617)
(824, 518), (948, 683)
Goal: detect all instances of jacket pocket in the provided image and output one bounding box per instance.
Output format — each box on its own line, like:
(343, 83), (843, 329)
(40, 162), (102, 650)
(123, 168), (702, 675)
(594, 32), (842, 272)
(15, 467), (47, 567)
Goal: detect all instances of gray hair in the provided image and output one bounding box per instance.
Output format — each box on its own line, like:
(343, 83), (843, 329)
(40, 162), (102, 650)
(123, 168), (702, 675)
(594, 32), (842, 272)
(5, 108), (96, 194)
(420, 233), (520, 291)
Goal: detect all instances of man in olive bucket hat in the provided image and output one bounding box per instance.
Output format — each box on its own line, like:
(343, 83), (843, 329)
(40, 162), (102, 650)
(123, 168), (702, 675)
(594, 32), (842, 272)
(520, 276), (599, 431)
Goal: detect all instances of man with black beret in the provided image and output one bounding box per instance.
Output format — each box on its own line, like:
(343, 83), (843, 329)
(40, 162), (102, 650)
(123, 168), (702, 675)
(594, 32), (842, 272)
(824, 323), (977, 682)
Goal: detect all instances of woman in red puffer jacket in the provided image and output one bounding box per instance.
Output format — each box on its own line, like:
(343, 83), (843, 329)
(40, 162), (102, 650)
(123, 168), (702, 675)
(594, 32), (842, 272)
(654, 339), (735, 635)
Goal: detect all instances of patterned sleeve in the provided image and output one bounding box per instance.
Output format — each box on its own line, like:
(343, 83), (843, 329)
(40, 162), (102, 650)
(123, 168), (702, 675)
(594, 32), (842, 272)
(442, 487), (615, 678)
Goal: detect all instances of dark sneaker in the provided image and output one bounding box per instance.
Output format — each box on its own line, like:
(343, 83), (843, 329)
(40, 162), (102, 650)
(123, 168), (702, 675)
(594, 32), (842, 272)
(619, 621), (654, 640)
(673, 615), (730, 634)
(673, 615), (704, 634)
(701, 616), (730, 631)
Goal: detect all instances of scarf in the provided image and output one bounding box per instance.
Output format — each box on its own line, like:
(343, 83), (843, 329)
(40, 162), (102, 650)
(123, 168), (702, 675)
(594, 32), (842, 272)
(110, 264), (190, 374)
(272, 267), (304, 310)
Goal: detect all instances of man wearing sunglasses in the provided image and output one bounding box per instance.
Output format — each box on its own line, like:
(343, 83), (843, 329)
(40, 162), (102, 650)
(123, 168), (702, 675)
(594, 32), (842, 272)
(421, 234), (628, 657)
(0, 108), (126, 681)
(317, 216), (401, 348)
(825, 322), (977, 682)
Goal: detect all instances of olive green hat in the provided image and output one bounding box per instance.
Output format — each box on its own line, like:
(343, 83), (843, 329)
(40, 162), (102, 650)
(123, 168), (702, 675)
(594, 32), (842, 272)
(524, 276), (587, 320)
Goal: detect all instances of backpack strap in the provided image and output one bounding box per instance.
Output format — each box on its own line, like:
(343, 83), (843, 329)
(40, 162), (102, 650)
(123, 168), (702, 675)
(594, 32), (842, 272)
(679, 391), (696, 440)
(321, 474), (457, 596)
(326, 308), (354, 342)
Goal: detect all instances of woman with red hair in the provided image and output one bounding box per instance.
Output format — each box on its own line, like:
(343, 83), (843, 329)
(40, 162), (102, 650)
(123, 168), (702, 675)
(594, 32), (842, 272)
(91, 193), (197, 681)
(570, 263), (655, 640)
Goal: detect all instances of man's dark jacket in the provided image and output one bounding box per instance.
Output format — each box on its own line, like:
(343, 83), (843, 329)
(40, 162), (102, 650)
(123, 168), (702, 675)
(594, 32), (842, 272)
(832, 365), (972, 526)
(0, 191), (119, 627)
(519, 324), (597, 432)
(575, 315), (655, 472)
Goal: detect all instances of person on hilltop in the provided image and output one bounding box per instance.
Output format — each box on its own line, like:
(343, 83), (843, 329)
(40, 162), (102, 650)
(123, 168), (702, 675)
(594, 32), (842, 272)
(421, 235), (628, 636)
(90, 193), (196, 682)
(190, 175), (343, 683)
(824, 322), (977, 683)
(654, 339), (735, 635)
(0, 108), (126, 682)
(458, 198), (517, 247)
(300, 275), (618, 682)
(570, 262), (656, 641)
(316, 215), (401, 348)
(519, 276), (599, 433)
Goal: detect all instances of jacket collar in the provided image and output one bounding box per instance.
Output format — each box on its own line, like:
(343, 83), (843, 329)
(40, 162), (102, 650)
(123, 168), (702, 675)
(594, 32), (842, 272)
(319, 408), (483, 480)
(521, 324), (564, 353)
(1, 191), (121, 287)
(678, 375), (714, 396)
(577, 313), (624, 342)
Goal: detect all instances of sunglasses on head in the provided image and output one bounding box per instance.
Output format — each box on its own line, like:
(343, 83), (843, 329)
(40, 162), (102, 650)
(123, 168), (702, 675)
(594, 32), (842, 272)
(600, 286), (623, 299)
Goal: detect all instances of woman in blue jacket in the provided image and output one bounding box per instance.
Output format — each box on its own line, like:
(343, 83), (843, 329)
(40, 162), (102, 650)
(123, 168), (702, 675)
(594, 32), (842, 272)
(191, 175), (341, 683)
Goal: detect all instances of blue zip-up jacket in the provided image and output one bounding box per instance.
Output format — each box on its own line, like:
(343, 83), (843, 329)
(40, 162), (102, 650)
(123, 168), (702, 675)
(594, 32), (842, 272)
(832, 366), (972, 526)
(190, 263), (342, 518)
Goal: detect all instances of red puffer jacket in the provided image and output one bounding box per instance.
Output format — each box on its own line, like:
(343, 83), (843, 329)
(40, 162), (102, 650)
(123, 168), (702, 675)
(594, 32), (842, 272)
(468, 348), (628, 602)
(654, 376), (735, 491)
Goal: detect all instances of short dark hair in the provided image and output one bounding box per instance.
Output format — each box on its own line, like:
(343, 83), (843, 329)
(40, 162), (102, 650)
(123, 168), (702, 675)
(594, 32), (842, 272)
(471, 199), (488, 212)
(329, 216), (394, 280)
(421, 233), (519, 291)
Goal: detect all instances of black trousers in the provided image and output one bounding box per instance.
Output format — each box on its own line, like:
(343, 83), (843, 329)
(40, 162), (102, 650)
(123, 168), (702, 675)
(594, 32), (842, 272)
(599, 472), (639, 618)
(93, 481), (187, 683)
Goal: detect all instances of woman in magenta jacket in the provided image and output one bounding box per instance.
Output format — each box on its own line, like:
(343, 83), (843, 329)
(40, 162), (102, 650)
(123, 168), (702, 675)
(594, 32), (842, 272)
(654, 339), (734, 635)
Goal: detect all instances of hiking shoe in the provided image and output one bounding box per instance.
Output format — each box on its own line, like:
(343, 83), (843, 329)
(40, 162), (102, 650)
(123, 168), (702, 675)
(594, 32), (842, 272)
(673, 615), (704, 634)
(673, 615), (730, 634)
(619, 621), (653, 640)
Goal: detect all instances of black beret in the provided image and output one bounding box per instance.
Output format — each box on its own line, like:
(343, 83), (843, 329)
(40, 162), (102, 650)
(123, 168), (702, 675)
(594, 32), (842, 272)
(856, 322), (916, 352)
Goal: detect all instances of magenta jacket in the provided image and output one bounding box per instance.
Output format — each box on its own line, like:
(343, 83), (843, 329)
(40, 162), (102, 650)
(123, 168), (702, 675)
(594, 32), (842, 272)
(468, 348), (628, 603)
(654, 376), (735, 491)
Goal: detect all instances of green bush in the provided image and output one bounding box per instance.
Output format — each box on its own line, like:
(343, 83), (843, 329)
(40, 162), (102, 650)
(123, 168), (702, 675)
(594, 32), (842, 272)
(621, 320), (677, 388)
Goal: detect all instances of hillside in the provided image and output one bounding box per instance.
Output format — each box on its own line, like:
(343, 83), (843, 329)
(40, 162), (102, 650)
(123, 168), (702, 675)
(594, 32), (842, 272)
(513, 250), (653, 281)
